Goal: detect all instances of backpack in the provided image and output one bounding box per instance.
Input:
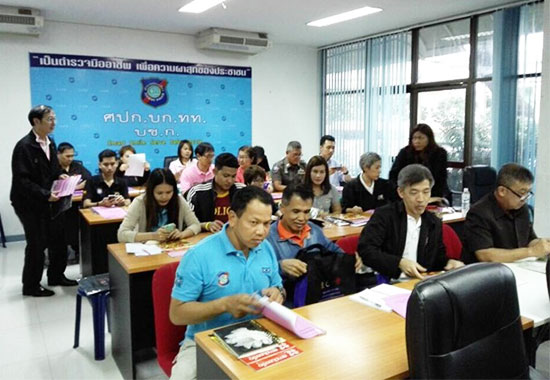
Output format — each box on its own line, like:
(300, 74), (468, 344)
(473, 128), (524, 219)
(285, 244), (356, 308)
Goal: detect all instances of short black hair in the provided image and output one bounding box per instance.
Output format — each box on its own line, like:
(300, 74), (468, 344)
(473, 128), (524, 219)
(28, 105), (53, 126)
(195, 142), (214, 156)
(98, 149), (117, 162)
(57, 142), (74, 153)
(497, 163), (534, 187)
(281, 183), (314, 206)
(215, 153), (239, 170)
(320, 135), (335, 146)
(231, 186), (273, 217)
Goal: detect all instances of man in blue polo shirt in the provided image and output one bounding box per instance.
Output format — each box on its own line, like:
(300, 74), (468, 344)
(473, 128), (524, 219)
(169, 186), (284, 380)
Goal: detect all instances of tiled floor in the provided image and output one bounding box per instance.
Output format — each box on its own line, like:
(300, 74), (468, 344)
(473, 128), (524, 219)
(0, 241), (167, 380)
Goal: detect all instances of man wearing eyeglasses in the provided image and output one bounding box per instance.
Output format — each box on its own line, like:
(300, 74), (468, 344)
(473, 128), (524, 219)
(463, 163), (550, 263)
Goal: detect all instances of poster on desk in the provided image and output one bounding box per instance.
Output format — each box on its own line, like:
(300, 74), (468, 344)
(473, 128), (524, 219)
(29, 52), (251, 172)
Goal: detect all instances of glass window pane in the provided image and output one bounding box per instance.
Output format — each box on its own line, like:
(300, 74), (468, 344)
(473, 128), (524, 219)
(417, 89), (466, 162)
(476, 15), (493, 78)
(418, 19), (470, 83)
(518, 2), (543, 75)
(473, 81), (492, 165)
(516, 76), (541, 172)
(448, 168), (464, 203)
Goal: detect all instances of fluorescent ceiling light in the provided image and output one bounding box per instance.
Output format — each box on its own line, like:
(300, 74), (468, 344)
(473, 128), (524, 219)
(307, 6), (382, 27)
(179, 0), (224, 14)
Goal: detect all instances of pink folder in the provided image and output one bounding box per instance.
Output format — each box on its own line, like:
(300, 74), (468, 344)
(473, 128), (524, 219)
(91, 206), (127, 219)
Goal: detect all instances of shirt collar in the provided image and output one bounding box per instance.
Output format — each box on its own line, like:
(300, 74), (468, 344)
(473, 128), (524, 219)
(277, 220), (311, 247)
(32, 129), (50, 145)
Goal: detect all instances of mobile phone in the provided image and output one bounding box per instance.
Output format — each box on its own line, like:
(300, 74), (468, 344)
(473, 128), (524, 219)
(162, 223), (176, 232)
(107, 194), (117, 200)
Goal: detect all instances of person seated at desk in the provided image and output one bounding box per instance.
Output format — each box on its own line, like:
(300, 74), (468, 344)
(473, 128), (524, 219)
(179, 142), (215, 194)
(83, 149), (131, 208)
(304, 155), (341, 215)
(342, 152), (393, 214)
(266, 184), (361, 280)
(169, 186), (284, 380)
(463, 163), (550, 263)
(243, 165), (279, 217)
(358, 164), (464, 280)
(252, 145), (270, 175)
(271, 141), (307, 192)
(319, 134), (351, 187)
(235, 145), (256, 184)
(57, 142), (91, 190)
(115, 145), (151, 187)
(117, 168), (201, 243)
(389, 123), (450, 203)
(168, 139), (195, 182)
(186, 153), (244, 233)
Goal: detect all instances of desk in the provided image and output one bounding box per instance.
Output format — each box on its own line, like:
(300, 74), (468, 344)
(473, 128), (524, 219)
(72, 185), (145, 202)
(77, 186), (145, 275)
(322, 211), (465, 241)
(194, 281), (533, 380)
(108, 233), (210, 379)
(79, 208), (126, 276)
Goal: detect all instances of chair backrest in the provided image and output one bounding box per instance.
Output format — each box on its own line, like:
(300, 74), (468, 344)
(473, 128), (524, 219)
(463, 165), (497, 204)
(152, 262), (187, 377)
(441, 224), (462, 260)
(336, 235), (359, 256)
(163, 155), (178, 169)
(406, 263), (529, 379)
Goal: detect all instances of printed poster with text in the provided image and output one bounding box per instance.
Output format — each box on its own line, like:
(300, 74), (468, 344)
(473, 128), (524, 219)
(29, 52), (251, 171)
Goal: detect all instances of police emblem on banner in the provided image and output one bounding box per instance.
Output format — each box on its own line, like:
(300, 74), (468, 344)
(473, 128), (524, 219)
(141, 78), (168, 107)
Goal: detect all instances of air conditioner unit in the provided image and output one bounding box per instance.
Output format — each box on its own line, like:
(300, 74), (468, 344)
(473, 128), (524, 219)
(0, 6), (43, 36)
(196, 28), (271, 55)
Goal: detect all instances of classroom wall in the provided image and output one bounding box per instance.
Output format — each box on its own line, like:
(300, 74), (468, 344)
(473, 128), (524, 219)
(0, 21), (320, 237)
(534, 0), (550, 236)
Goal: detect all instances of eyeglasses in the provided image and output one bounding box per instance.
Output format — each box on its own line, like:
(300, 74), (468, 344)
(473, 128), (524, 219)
(502, 185), (533, 201)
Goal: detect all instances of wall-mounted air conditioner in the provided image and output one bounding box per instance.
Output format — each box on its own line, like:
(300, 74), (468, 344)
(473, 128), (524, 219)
(196, 28), (271, 55)
(0, 6), (43, 36)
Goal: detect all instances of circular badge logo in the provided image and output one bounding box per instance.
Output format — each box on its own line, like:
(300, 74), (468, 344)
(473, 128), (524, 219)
(146, 84), (162, 100)
(217, 272), (230, 287)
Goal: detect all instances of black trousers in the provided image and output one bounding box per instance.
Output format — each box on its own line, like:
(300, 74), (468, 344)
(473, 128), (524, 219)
(14, 206), (68, 292)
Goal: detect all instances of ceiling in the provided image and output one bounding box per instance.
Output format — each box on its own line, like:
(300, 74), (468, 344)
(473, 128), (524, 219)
(8, 0), (522, 47)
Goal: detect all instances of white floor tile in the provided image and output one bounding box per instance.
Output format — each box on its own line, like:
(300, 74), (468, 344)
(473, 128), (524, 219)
(0, 292), (39, 332)
(0, 324), (49, 366)
(48, 351), (123, 380)
(0, 356), (52, 380)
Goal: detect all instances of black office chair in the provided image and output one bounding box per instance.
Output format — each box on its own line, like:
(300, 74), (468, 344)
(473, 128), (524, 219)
(406, 263), (543, 379)
(163, 155), (178, 169)
(463, 165), (497, 204)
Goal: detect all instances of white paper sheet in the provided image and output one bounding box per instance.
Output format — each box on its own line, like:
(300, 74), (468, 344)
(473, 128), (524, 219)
(125, 153), (146, 177)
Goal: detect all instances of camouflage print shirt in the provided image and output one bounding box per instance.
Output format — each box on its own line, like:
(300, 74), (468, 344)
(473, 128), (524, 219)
(271, 157), (307, 186)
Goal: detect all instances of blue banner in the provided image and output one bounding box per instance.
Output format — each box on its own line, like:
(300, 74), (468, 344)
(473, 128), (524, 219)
(29, 52), (252, 172)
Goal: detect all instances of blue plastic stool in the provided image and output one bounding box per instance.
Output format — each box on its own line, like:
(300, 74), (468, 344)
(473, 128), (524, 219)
(73, 274), (111, 360)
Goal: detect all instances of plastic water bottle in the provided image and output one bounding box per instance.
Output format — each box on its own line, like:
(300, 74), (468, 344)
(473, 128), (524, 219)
(462, 188), (470, 216)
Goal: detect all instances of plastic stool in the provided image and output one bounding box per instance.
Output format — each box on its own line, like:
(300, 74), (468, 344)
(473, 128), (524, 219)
(73, 274), (111, 360)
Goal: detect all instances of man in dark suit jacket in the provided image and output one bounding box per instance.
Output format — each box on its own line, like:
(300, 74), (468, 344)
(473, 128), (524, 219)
(11, 105), (77, 297)
(358, 164), (464, 280)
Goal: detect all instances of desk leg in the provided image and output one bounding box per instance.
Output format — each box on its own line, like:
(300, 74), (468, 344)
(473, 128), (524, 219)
(109, 254), (157, 379)
(80, 215), (93, 277)
(196, 344), (229, 380)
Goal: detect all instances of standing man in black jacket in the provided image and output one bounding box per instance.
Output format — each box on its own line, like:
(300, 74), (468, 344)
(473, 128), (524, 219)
(11, 105), (77, 297)
(358, 164), (463, 280)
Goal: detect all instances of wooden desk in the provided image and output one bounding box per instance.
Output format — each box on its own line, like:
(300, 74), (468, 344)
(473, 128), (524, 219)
(194, 281), (533, 380)
(79, 207), (129, 276)
(108, 233), (210, 379)
(322, 211), (465, 241)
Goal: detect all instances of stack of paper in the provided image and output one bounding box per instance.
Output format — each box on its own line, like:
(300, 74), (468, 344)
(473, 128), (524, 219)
(52, 174), (82, 197)
(125, 243), (162, 256)
(350, 284), (412, 318)
(257, 296), (325, 339)
(91, 206), (127, 219)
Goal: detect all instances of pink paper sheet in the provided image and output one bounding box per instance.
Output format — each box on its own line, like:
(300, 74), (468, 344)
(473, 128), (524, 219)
(261, 300), (325, 339)
(384, 293), (411, 318)
(91, 206), (127, 219)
